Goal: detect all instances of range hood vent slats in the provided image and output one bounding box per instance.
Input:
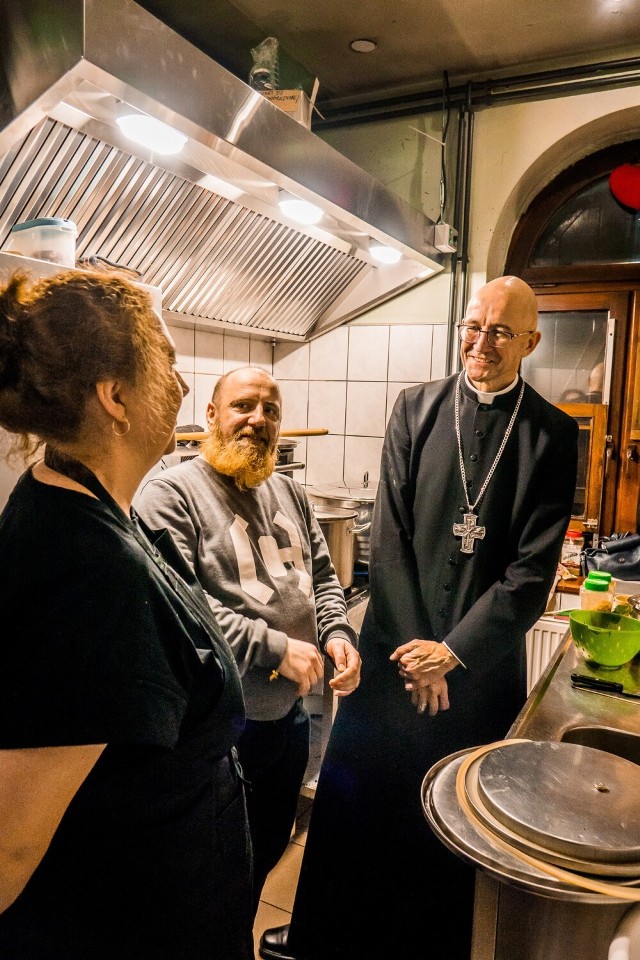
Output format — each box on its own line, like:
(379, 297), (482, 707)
(170, 211), (276, 317)
(1, 0), (443, 340)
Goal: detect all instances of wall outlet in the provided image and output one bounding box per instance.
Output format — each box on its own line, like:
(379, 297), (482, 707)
(434, 223), (458, 253)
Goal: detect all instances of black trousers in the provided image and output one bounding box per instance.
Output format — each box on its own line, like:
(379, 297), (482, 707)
(237, 699), (310, 913)
(288, 639), (476, 960)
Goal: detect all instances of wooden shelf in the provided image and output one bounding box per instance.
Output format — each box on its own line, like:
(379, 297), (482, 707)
(557, 578), (581, 595)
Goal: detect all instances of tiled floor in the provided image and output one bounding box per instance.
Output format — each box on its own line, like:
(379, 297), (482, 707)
(252, 794), (313, 959)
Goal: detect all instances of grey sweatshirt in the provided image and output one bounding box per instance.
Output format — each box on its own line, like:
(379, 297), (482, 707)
(136, 457), (357, 720)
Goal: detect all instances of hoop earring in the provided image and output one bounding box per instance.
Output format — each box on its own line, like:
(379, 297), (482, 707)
(112, 417), (131, 438)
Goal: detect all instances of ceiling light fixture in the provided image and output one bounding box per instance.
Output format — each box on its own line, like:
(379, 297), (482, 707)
(350, 39), (377, 53)
(278, 196), (323, 225)
(116, 114), (187, 155)
(370, 244), (402, 265)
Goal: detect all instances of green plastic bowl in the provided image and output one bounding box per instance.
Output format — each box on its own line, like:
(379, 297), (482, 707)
(569, 609), (640, 668)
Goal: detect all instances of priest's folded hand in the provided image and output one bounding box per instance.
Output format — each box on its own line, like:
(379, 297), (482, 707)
(390, 639), (459, 687)
(412, 676), (450, 715)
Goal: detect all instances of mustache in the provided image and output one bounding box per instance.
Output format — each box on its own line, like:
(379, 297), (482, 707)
(235, 427), (270, 445)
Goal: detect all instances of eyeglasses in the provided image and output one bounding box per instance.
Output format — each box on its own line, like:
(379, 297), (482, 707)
(457, 324), (535, 348)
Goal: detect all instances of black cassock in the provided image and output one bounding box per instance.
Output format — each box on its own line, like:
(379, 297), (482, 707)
(288, 375), (578, 960)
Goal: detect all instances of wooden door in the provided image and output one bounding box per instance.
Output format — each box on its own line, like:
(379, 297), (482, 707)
(555, 403), (608, 534)
(616, 290), (640, 532)
(526, 288), (633, 538)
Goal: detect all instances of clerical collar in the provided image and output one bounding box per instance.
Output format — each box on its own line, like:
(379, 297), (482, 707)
(464, 373), (520, 405)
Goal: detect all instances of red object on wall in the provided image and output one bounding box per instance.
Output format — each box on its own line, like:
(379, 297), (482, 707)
(609, 164), (640, 210)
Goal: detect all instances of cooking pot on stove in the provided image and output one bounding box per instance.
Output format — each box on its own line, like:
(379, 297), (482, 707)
(307, 476), (377, 564)
(313, 505), (357, 589)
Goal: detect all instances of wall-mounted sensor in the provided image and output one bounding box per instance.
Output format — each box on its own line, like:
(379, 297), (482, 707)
(434, 223), (457, 253)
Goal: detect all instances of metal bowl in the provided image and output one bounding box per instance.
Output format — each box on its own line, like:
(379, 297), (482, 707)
(614, 594), (640, 619)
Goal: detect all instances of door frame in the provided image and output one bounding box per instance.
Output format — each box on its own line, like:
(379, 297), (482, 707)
(532, 285), (634, 536)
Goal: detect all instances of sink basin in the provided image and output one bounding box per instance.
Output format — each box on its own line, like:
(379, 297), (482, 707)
(561, 725), (640, 765)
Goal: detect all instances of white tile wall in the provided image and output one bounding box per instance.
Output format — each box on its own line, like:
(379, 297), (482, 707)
(273, 341), (310, 380)
(249, 338), (274, 370)
(309, 327), (348, 380)
(194, 330), (224, 374)
(193, 374), (219, 425)
(305, 434), (345, 487)
(280, 380), (309, 430)
(308, 381), (346, 435)
(347, 326), (389, 381)
(345, 381), (387, 437)
(175, 319), (449, 489)
(169, 323), (196, 374)
(431, 324), (449, 380)
(388, 325), (433, 381)
(177, 372), (196, 425)
(344, 436), (384, 486)
(223, 335), (251, 371)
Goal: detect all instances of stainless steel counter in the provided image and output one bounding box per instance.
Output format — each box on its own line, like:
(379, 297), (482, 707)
(511, 633), (640, 748)
(424, 631), (640, 960)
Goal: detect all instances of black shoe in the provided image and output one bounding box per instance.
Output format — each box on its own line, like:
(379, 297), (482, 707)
(259, 924), (300, 960)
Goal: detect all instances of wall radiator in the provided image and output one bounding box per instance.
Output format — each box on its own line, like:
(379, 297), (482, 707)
(526, 617), (569, 693)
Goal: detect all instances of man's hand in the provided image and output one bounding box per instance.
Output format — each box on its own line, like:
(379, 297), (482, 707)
(325, 637), (361, 697)
(411, 677), (450, 716)
(277, 638), (324, 696)
(389, 639), (460, 714)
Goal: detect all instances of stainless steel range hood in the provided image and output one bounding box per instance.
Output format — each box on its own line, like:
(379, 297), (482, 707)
(0, 0), (443, 341)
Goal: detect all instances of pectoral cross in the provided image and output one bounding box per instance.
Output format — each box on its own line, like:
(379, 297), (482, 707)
(453, 512), (486, 554)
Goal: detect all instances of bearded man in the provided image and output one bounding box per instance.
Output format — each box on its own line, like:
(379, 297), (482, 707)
(136, 366), (361, 910)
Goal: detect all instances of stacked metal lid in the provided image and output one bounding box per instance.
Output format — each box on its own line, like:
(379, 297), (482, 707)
(423, 739), (640, 900)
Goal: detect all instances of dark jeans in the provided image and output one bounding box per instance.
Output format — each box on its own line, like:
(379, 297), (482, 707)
(237, 699), (310, 913)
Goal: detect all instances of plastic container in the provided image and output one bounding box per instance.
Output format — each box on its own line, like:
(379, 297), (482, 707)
(570, 609), (640, 668)
(580, 575), (613, 612)
(561, 530), (584, 573)
(588, 571), (612, 585)
(5, 218), (77, 267)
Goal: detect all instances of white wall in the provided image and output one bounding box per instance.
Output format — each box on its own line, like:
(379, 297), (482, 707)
(470, 86), (640, 290)
(320, 83), (640, 293)
(168, 318), (447, 489)
(273, 321), (448, 487)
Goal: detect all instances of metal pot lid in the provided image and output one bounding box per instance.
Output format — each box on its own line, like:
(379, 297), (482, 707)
(313, 505), (357, 521)
(464, 753), (640, 877)
(476, 740), (640, 864)
(423, 750), (640, 900)
(308, 481), (377, 501)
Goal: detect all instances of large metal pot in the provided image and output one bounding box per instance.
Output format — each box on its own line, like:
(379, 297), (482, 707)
(307, 479), (377, 564)
(314, 505), (357, 588)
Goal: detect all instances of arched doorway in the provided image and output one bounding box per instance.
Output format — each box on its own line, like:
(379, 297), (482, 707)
(506, 140), (640, 538)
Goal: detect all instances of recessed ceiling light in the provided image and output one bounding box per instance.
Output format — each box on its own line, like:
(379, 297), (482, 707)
(350, 39), (377, 53)
(279, 196), (323, 225)
(370, 244), (402, 265)
(116, 114), (187, 155)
